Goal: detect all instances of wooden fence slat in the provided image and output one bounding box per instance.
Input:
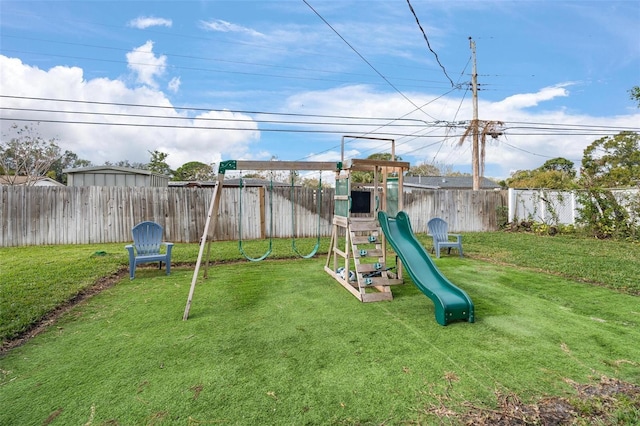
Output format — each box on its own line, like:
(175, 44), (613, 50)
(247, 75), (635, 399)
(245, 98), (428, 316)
(0, 186), (507, 247)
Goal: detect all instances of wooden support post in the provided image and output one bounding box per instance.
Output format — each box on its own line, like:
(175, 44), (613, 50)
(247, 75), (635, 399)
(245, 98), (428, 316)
(183, 173), (225, 320)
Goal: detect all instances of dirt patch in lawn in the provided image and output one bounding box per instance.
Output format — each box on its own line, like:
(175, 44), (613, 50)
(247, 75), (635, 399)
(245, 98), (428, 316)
(0, 268), (128, 354)
(425, 375), (640, 425)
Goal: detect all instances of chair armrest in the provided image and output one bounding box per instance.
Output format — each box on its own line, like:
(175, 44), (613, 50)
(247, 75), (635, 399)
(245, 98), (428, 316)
(125, 244), (136, 264)
(162, 242), (174, 256)
(449, 234), (462, 243)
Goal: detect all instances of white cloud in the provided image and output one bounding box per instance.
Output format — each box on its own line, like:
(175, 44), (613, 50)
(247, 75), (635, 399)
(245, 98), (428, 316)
(126, 41), (166, 89)
(2, 54), (638, 180)
(0, 55), (260, 169)
(280, 84), (640, 178)
(167, 76), (181, 93)
(128, 16), (172, 29)
(492, 83), (572, 111)
(199, 19), (264, 37)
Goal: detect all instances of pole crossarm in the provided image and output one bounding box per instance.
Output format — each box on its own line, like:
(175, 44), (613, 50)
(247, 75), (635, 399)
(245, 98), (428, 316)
(219, 160), (341, 173)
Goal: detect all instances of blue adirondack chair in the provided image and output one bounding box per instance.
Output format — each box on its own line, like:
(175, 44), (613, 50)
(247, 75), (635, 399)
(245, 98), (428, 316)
(125, 221), (174, 279)
(427, 218), (463, 258)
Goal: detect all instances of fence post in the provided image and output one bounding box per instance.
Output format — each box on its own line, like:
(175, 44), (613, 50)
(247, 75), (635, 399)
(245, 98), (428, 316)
(508, 188), (515, 222)
(539, 190), (546, 223)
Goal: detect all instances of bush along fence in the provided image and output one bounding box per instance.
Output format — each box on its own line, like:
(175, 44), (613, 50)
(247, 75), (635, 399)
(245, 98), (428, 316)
(0, 186), (507, 247)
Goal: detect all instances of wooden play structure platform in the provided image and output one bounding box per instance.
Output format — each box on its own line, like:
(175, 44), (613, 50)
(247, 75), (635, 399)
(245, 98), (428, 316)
(324, 157), (410, 302)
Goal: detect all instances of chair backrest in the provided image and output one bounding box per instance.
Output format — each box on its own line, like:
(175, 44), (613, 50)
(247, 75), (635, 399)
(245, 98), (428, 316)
(131, 221), (164, 255)
(427, 218), (449, 243)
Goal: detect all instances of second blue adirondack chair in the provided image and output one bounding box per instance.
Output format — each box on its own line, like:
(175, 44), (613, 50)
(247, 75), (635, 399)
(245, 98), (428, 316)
(125, 221), (174, 279)
(427, 218), (463, 258)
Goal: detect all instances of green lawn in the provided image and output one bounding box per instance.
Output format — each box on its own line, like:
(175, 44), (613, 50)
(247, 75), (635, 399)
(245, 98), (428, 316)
(1, 233), (639, 424)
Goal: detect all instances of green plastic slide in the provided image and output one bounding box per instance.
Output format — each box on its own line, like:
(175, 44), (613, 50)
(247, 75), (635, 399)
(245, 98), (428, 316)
(378, 211), (474, 326)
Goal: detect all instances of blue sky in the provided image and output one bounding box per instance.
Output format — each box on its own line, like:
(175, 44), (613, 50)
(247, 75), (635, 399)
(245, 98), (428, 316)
(1, 0), (639, 180)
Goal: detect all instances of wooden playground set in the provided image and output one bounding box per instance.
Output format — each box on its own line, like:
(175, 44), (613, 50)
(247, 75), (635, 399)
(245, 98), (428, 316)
(182, 138), (474, 326)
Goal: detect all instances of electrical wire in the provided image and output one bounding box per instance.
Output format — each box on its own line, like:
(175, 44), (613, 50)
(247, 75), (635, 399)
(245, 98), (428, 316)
(0, 95), (437, 124)
(0, 35), (457, 88)
(0, 106), (445, 129)
(2, 95), (632, 137)
(405, 0), (455, 87)
(302, 0), (443, 121)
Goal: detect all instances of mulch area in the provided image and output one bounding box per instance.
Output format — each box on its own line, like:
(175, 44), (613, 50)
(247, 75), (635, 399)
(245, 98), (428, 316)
(425, 375), (640, 425)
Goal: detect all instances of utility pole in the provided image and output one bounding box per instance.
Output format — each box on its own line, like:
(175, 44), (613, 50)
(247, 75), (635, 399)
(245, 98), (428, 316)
(469, 37), (480, 191)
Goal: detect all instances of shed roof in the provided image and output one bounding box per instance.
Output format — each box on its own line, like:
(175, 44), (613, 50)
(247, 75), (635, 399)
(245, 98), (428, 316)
(168, 178), (293, 188)
(0, 175), (65, 186)
(63, 166), (161, 176)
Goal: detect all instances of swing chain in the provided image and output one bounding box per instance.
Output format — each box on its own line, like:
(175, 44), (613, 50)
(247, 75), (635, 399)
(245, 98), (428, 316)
(291, 171), (323, 258)
(238, 172), (274, 262)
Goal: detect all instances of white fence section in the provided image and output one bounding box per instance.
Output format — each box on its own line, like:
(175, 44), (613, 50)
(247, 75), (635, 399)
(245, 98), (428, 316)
(508, 188), (639, 225)
(508, 189), (579, 224)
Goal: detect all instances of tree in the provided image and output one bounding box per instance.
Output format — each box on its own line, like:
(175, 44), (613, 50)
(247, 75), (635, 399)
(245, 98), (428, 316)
(506, 157), (577, 189)
(351, 153), (402, 183)
(577, 131), (640, 239)
(301, 177), (321, 188)
(580, 131), (640, 188)
(300, 176), (331, 189)
(147, 150), (173, 177)
(0, 123), (62, 185)
(242, 172), (266, 179)
(629, 85), (640, 108)
(50, 150), (92, 184)
(406, 162), (440, 177)
(173, 161), (215, 181)
(539, 157), (576, 178)
(104, 159), (147, 169)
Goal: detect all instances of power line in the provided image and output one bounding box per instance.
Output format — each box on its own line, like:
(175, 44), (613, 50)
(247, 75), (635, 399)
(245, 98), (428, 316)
(3, 48), (449, 90)
(302, 0), (442, 121)
(1, 34), (457, 88)
(295, 86), (463, 162)
(405, 0), (455, 87)
(0, 95), (438, 124)
(0, 106), (448, 130)
(0, 116), (459, 138)
(431, 57), (473, 166)
(500, 140), (555, 159)
(2, 95), (635, 136)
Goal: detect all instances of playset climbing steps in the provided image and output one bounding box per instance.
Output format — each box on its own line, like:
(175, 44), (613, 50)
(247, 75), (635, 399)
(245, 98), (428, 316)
(324, 216), (403, 302)
(324, 155), (410, 302)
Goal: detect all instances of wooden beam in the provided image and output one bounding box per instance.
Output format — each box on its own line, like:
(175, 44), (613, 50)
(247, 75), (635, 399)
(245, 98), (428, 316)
(347, 158), (410, 171)
(228, 160), (341, 172)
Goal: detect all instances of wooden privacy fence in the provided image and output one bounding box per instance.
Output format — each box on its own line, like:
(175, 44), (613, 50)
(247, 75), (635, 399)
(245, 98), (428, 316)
(0, 186), (507, 247)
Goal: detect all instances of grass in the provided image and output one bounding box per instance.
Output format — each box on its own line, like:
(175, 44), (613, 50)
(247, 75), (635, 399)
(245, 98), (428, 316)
(1, 232), (639, 424)
(459, 232), (640, 294)
(0, 238), (329, 342)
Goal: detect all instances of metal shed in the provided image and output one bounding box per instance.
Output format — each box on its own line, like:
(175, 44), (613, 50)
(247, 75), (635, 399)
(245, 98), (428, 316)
(63, 166), (170, 187)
